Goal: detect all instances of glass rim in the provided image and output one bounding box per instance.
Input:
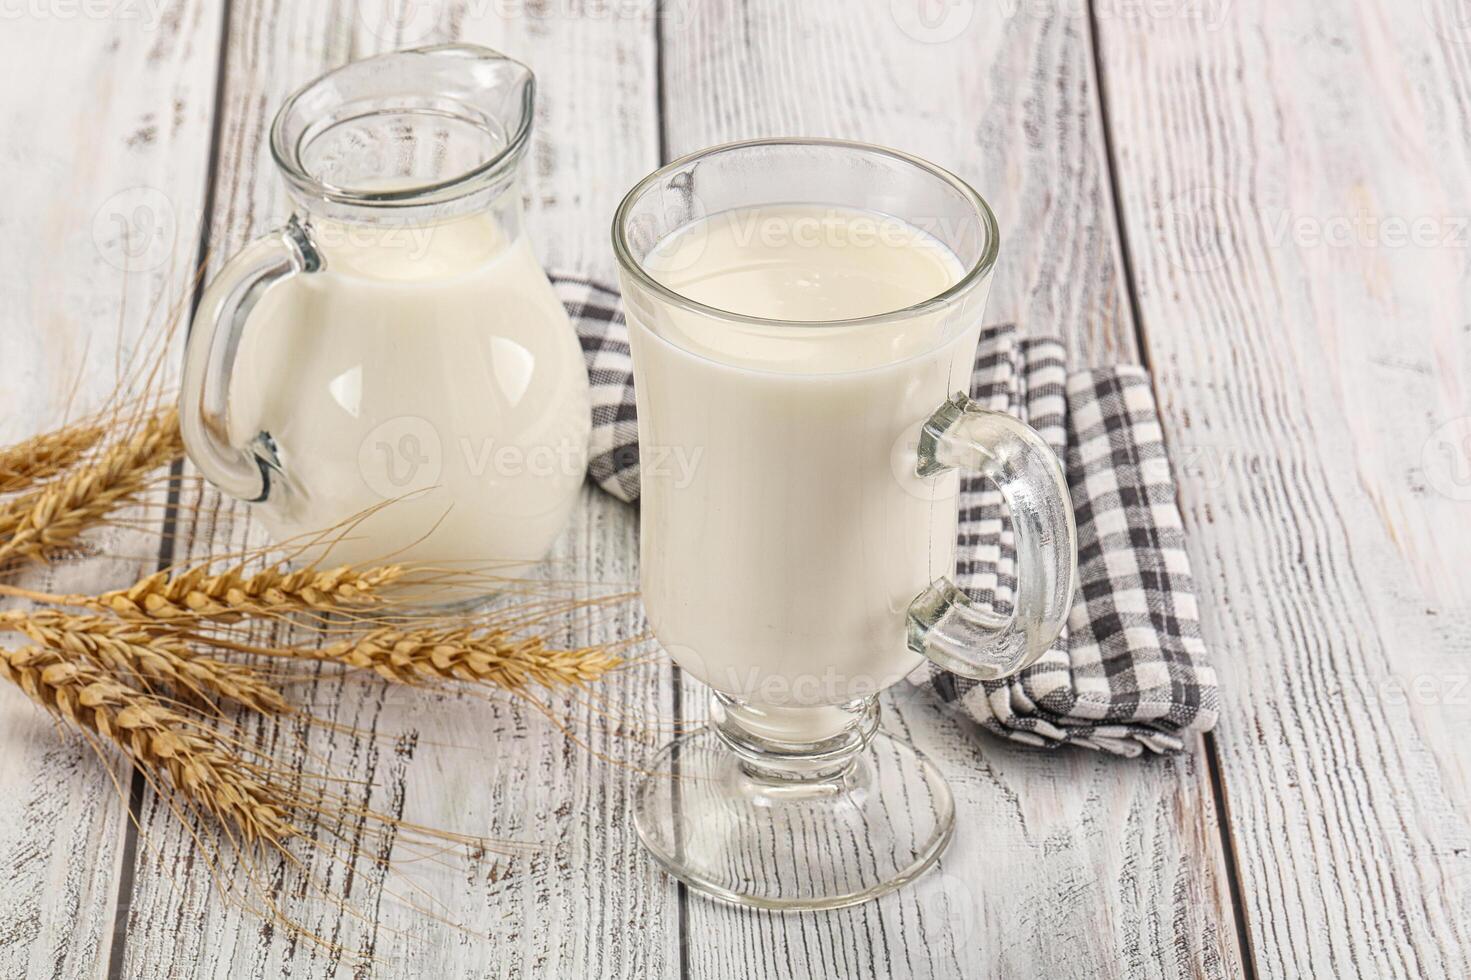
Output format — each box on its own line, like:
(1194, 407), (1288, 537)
(610, 137), (1001, 329)
(269, 44), (534, 211)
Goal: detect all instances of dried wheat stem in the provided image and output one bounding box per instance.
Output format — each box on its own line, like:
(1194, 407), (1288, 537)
(0, 408), (181, 567)
(0, 609), (287, 714)
(0, 420), (108, 494)
(87, 562), (406, 622)
(0, 646), (298, 847)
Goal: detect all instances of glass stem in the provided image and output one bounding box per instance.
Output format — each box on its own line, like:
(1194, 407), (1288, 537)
(710, 693), (881, 782)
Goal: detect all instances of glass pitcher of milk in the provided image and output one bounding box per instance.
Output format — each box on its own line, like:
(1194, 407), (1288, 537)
(614, 139), (1077, 910)
(180, 46), (590, 584)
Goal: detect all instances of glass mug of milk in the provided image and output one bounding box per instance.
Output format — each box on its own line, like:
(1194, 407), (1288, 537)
(614, 139), (1077, 909)
(180, 46), (590, 595)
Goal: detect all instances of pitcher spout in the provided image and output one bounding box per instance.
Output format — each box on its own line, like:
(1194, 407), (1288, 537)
(409, 43), (535, 171)
(269, 44), (536, 223)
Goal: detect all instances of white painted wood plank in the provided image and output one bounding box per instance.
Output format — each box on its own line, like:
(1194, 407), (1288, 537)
(1095, 1), (1471, 976)
(0, 2), (1267, 977)
(115, 2), (678, 977)
(0, 7), (225, 979)
(661, 0), (1137, 364)
(659, 2), (1242, 978)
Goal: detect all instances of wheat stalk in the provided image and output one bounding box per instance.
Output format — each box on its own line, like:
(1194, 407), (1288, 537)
(86, 562), (406, 622)
(0, 420), (108, 495)
(1, 646), (299, 848)
(0, 408), (181, 567)
(0, 609), (287, 714)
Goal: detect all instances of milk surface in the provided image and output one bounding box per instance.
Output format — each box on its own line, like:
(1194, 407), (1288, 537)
(631, 204), (985, 708)
(229, 211), (590, 576)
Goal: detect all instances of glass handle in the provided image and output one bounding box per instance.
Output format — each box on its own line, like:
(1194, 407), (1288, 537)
(179, 216), (321, 503)
(907, 392), (1078, 680)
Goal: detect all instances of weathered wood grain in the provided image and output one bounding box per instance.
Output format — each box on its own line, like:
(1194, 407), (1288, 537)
(0, 7), (225, 980)
(659, 2), (1241, 978)
(661, 0), (1137, 364)
(26, 0), (1471, 977)
(113, 2), (678, 978)
(1094, 0), (1471, 975)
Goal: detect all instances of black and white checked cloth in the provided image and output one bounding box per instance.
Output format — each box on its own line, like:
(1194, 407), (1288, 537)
(554, 276), (1219, 757)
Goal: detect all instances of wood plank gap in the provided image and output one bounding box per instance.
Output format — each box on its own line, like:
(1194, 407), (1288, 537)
(1203, 730), (1260, 980)
(652, 3), (690, 976)
(103, 770), (147, 980)
(1083, 0), (1147, 369)
(1083, 1), (1256, 977)
(672, 669), (689, 980)
(655, 0), (671, 167)
(103, 2), (236, 977)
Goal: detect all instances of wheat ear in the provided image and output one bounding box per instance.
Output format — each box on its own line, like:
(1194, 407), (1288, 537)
(0, 609), (287, 714)
(0, 408), (181, 566)
(254, 626), (621, 692)
(87, 562), (406, 622)
(1, 647), (298, 848)
(0, 420), (108, 495)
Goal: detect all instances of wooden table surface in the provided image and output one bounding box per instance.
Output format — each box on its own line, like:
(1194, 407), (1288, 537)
(2, 1), (1468, 977)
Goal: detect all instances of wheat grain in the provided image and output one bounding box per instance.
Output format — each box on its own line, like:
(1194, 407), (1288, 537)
(0, 609), (287, 714)
(0, 408), (181, 567)
(1, 646), (298, 847)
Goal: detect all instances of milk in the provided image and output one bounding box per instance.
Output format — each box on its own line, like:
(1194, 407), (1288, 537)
(228, 211), (590, 577)
(629, 204), (984, 712)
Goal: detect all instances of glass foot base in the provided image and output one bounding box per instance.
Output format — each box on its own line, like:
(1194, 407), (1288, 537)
(633, 726), (955, 910)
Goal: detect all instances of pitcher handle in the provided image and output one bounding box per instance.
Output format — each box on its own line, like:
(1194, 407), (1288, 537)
(907, 392), (1078, 680)
(180, 216), (322, 503)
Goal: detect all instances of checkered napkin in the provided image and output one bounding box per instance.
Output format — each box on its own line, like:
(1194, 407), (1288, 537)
(553, 276), (1219, 757)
